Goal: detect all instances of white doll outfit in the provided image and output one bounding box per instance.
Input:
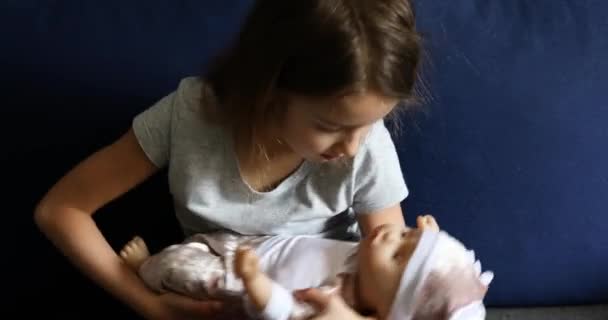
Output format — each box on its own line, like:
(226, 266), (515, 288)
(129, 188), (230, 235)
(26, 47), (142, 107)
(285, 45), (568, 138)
(138, 232), (357, 319)
(138, 230), (493, 320)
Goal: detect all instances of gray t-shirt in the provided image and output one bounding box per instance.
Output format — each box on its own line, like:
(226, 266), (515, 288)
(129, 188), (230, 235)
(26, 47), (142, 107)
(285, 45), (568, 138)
(132, 77), (408, 240)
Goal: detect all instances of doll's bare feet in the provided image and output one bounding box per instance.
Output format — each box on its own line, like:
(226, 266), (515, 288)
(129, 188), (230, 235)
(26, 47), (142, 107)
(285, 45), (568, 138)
(119, 236), (150, 270)
(417, 215), (440, 231)
(234, 247), (272, 311)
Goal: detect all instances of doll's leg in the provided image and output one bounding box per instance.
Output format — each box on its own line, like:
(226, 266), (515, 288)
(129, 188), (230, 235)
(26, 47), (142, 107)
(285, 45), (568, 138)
(122, 237), (226, 299)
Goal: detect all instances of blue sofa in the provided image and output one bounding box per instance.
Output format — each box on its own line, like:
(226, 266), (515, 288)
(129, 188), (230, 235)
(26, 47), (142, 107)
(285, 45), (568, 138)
(6, 0), (607, 317)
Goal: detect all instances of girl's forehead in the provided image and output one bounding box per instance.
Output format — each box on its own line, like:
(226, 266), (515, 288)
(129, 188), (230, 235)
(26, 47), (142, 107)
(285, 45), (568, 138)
(338, 93), (397, 110)
(314, 92), (398, 124)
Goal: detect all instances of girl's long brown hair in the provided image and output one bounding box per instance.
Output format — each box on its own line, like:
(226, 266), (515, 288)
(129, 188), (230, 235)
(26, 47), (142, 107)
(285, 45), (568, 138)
(204, 0), (422, 162)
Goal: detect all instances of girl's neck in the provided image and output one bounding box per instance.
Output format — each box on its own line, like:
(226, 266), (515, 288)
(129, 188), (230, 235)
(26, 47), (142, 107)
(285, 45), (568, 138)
(233, 132), (304, 193)
(234, 126), (297, 164)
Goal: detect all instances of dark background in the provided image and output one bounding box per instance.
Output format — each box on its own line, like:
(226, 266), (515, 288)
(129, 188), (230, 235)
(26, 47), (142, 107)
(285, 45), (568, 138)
(3, 0), (607, 317)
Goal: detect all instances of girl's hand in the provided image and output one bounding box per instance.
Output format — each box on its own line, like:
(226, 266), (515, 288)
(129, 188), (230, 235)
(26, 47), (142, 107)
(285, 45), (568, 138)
(146, 292), (224, 320)
(294, 288), (374, 320)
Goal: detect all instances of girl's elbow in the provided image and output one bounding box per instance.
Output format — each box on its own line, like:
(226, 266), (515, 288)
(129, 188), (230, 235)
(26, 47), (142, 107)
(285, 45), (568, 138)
(34, 199), (55, 230)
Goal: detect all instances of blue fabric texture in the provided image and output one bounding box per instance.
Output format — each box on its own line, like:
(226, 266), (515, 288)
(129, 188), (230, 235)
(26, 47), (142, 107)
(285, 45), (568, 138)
(3, 0), (606, 310)
(402, 1), (608, 306)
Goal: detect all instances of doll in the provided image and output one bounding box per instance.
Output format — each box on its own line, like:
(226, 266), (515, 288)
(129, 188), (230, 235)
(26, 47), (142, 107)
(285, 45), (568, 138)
(120, 216), (493, 319)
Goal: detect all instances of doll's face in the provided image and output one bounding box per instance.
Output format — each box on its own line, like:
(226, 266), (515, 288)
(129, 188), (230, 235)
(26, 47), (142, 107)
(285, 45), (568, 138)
(356, 224), (422, 316)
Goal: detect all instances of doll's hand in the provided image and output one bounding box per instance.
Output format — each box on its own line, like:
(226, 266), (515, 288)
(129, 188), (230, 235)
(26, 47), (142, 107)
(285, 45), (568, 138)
(417, 215), (440, 231)
(294, 288), (375, 320)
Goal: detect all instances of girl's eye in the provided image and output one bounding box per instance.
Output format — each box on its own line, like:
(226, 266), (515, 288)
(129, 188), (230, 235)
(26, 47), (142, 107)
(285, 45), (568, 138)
(393, 252), (403, 260)
(315, 124), (341, 133)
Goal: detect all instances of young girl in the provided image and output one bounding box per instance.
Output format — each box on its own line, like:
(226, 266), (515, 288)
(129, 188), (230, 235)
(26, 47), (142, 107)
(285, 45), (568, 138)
(34, 0), (422, 319)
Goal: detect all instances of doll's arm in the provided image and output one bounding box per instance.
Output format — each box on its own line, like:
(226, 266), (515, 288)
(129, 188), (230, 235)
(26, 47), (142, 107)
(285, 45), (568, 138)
(234, 247), (274, 311)
(235, 247), (319, 320)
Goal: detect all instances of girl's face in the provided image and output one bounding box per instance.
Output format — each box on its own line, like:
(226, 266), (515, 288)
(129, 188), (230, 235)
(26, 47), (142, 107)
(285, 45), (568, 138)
(279, 92), (397, 162)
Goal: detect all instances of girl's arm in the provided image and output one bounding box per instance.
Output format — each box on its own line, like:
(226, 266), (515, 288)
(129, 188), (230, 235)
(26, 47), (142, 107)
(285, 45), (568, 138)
(356, 204), (406, 237)
(34, 129), (219, 319)
(35, 129), (159, 316)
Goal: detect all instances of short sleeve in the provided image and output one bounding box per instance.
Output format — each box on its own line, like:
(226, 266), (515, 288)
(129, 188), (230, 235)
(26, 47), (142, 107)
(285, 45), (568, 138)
(132, 90), (176, 168)
(352, 121), (409, 214)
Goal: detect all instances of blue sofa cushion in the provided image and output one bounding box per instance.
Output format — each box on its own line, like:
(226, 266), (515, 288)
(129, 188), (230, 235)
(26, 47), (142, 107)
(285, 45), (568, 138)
(402, 1), (608, 305)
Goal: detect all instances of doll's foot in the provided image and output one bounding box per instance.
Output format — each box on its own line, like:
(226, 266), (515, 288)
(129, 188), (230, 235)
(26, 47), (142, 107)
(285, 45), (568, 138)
(417, 215), (440, 231)
(119, 236), (150, 270)
(235, 247), (260, 281)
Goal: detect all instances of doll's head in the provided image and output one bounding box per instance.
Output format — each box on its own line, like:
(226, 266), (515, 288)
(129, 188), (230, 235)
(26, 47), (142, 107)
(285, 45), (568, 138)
(357, 225), (494, 319)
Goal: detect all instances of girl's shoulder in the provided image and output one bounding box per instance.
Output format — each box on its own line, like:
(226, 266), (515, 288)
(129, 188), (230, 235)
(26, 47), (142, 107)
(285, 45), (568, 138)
(357, 120), (398, 160)
(172, 76), (217, 114)
(167, 76), (226, 131)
